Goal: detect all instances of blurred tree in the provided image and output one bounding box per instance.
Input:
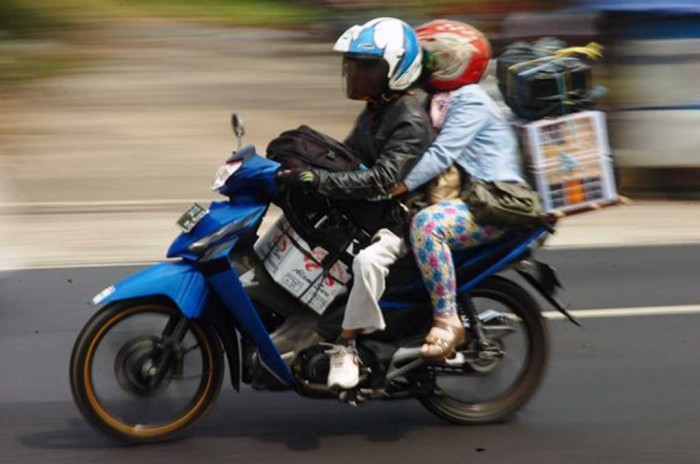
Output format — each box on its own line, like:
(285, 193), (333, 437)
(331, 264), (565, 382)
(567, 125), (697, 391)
(0, 0), (64, 37)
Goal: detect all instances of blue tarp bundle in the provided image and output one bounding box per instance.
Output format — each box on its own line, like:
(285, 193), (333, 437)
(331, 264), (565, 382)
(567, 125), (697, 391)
(577, 1), (700, 14)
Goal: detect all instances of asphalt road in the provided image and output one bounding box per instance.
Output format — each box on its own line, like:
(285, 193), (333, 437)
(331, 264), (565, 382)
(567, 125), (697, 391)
(1, 245), (700, 463)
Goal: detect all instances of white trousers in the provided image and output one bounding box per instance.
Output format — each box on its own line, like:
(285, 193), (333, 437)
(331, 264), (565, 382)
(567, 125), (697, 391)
(342, 229), (408, 333)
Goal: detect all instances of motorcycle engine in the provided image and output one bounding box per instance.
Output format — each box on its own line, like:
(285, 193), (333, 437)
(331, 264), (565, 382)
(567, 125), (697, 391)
(292, 345), (330, 385)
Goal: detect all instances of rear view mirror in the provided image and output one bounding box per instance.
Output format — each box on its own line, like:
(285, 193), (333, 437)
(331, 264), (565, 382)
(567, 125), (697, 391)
(231, 113), (245, 150)
(232, 113), (245, 138)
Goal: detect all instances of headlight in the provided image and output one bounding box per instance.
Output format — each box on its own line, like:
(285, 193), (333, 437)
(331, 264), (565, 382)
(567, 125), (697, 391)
(211, 161), (243, 192)
(187, 210), (259, 253)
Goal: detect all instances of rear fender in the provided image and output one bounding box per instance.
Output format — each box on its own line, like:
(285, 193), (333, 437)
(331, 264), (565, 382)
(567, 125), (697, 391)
(90, 261), (209, 319)
(515, 259), (581, 327)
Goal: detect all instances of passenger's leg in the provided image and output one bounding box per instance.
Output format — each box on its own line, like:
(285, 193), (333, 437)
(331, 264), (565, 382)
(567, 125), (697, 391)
(409, 200), (502, 357)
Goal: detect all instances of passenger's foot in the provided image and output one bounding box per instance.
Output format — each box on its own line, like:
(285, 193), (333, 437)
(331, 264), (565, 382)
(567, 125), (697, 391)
(326, 342), (360, 389)
(421, 316), (466, 360)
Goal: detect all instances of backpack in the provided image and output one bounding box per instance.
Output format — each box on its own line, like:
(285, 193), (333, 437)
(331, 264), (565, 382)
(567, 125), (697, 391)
(266, 125), (361, 171)
(496, 39), (602, 120)
(267, 125), (369, 255)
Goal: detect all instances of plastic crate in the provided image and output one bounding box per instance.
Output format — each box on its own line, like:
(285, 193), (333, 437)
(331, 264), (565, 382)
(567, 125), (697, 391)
(516, 111), (618, 214)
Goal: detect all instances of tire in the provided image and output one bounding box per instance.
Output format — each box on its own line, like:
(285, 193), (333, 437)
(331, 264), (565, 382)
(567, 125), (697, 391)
(70, 301), (224, 443)
(418, 276), (549, 424)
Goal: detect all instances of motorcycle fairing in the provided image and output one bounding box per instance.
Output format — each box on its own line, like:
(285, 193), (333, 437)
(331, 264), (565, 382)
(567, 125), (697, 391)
(218, 153), (281, 199)
(202, 252), (295, 387)
(91, 261), (210, 319)
(167, 201), (267, 260)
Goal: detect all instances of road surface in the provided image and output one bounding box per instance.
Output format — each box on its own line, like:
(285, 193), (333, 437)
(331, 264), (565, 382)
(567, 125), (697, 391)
(1, 245), (699, 463)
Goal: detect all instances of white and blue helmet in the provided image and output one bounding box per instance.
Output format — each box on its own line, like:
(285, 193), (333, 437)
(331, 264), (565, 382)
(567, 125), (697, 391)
(333, 17), (423, 95)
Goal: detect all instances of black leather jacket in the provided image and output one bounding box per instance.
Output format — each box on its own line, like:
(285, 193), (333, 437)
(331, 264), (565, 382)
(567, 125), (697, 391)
(313, 94), (433, 235)
(315, 94), (432, 198)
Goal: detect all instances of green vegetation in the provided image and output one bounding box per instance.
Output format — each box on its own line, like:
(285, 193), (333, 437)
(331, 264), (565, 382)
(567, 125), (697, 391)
(123, 0), (322, 27)
(0, 0), (70, 37)
(0, 0), (322, 90)
(1, 0), (321, 33)
(1, 0), (552, 89)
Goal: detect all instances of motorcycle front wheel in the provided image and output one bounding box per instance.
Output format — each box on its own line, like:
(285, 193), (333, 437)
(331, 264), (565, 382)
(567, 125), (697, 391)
(418, 276), (549, 424)
(70, 301), (224, 443)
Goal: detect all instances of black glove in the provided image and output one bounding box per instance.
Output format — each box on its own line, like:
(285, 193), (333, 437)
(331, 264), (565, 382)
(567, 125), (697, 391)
(278, 169), (319, 191)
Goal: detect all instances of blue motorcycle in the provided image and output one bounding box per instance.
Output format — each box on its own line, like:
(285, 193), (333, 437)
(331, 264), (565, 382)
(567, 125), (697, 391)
(70, 115), (576, 443)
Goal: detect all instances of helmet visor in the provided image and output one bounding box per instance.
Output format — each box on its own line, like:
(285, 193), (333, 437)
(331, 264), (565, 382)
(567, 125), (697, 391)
(342, 54), (389, 101)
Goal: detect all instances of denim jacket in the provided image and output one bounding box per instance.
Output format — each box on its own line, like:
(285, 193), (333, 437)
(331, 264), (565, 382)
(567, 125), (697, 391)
(403, 84), (524, 191)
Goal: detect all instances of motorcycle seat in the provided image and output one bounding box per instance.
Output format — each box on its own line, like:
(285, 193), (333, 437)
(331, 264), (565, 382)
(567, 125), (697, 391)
(382, 231), (534, 304)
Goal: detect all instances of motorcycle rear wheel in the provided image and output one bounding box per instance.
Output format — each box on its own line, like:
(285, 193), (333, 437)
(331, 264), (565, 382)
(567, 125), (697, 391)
(418, 276), (549, 424)
(70, 301), (224, 443)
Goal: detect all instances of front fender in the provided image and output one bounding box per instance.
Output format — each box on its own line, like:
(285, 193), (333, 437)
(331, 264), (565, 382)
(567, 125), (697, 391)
(91, 261), (209, 319)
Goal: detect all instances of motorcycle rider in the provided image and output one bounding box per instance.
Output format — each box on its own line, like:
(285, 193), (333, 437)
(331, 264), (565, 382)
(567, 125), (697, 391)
(280, 17), (432, 389)
(391, 20), (525, 358)
(287, 19), (527, 385)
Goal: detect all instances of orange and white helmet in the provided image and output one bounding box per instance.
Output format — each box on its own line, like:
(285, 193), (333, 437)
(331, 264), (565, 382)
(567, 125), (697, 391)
(416, 20), (491, 91)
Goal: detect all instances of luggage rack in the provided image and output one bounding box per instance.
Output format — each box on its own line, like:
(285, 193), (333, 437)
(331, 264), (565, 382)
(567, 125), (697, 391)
(546, 195), (631, 219)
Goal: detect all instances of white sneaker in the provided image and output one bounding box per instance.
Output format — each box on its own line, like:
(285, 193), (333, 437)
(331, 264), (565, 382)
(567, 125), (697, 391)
(326, 343), (360, 389)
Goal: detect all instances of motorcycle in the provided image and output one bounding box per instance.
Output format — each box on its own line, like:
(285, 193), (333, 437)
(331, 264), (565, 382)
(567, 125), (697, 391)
(70, 114), (577, 443)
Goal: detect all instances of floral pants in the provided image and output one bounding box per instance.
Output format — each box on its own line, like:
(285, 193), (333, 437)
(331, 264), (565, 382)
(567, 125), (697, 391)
(409, 200), (503, 317)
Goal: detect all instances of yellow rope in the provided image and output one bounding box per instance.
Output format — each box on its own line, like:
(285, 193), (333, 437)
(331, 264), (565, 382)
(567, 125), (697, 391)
(554, 42), (604, 60)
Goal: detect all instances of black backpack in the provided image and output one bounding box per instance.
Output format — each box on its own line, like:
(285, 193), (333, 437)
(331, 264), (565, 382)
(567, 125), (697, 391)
(266, 125), (360, 171)
(267, 125), (370, 255)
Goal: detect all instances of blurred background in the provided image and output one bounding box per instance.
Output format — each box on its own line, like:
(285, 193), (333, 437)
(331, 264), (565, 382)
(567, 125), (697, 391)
(1, 0), (699, 268)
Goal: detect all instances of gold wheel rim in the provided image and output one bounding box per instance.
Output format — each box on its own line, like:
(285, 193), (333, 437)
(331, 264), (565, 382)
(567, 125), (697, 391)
(83, 306), (214, 438)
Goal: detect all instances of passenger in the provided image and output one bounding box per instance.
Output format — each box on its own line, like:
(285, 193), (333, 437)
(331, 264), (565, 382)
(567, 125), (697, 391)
(279, 18), (432, 389)
(390, 20), (526, 359)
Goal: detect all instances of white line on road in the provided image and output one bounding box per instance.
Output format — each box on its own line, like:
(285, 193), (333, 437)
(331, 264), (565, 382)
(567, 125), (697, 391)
(0, 261), (162, 271)
(2, 258), (699, 319)
(543, 305), (700, 319)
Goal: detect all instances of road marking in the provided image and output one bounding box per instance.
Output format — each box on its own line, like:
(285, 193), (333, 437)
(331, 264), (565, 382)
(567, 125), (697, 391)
(543, 305), (700, 319)
(0, 199), (213, 208)
(1, 259), (699, 319)
(0, 261), (161, 271)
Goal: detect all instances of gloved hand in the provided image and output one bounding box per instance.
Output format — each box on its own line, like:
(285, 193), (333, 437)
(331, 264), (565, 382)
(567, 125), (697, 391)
(278, 169), (319, 191)
(366, 193), (391, 202)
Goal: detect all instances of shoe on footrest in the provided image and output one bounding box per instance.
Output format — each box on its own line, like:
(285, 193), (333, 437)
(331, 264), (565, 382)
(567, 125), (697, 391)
(326, 343), (359, 389)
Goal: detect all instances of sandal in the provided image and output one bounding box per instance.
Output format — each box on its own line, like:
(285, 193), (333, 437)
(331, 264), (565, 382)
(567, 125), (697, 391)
(421, 319), (466, 360)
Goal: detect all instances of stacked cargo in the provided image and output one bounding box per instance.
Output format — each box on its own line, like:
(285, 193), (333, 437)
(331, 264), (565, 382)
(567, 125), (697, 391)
(497, 38), (619, 214)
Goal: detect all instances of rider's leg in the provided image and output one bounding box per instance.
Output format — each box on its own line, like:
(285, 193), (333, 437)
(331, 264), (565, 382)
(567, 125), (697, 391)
(327, 228), (407, 388)
(410, 200), (502, 357)
(341, 228), (408, 335)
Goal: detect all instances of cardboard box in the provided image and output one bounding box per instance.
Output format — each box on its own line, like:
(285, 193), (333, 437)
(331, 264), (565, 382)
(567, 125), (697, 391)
(254, 217), (350, 314)
(516, 111), (618, 214)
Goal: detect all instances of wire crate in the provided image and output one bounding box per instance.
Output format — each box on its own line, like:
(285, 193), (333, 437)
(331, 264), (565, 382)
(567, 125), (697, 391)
(517, 111), (619, 214)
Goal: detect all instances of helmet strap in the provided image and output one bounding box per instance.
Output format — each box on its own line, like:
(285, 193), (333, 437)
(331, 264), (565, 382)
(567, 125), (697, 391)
(379, 91), (397, 103)
(368, 91), (402, 110)
(423, 50), (436, 72)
